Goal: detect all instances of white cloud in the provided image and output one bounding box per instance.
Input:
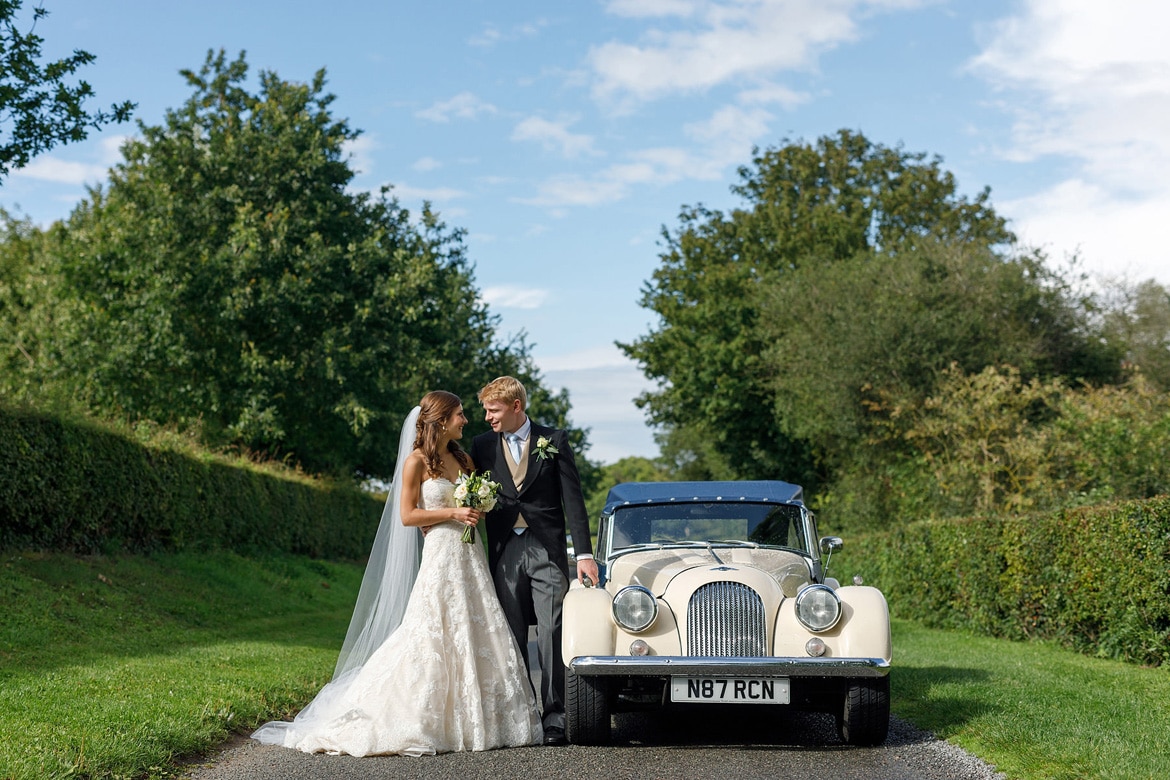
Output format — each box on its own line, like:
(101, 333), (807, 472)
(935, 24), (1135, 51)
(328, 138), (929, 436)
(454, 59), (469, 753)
(342, 135), (377, 176)
(511, 116), (599, 158)
(469, 25), (503, 47)
(737, 82), (810, 109)
(10, 133), (128, 186)
(10, 156), (107, 185)
(684, 103), (772, 170)
(518, 102), (771, 207)
(539, 345), (659, 463)
(99, 134), (130, 164)
(970, 0), (1170, 193)
(589, 0), (928, 105)
(412, 156), (442, 172)
(1003, 180), (1170, 286)
(389, 183), (466, 202)
(604, 0), (698, 18)
(481, 284), (549, 309)
(516, 174), (632, 207)
(540, 344), (632, 371)
(469, 19), (547, 47)
(970, 0), (1170, 285)
(415, 92), (499, 123)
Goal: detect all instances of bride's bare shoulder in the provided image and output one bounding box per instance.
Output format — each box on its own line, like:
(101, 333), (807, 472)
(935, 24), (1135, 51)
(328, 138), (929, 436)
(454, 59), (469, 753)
(401, 449), (427, 479)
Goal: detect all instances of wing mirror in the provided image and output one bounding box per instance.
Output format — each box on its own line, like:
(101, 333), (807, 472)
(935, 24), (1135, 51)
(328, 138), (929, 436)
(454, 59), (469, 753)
(819, 536), (843, 579)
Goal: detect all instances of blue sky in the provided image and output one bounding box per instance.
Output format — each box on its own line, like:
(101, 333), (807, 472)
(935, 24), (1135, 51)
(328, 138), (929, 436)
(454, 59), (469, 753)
(4, 1), (1168, 464)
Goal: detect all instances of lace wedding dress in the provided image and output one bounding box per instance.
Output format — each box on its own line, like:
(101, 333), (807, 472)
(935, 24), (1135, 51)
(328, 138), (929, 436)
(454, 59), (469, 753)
(251, 478), (543, 756)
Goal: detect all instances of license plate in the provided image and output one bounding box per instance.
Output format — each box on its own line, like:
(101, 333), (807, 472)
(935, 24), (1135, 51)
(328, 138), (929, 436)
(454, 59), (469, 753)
(670, 676), (790, 704)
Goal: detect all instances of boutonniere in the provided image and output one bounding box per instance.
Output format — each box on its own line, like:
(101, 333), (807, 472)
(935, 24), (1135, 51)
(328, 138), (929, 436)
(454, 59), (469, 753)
(534, 435), (559, 461)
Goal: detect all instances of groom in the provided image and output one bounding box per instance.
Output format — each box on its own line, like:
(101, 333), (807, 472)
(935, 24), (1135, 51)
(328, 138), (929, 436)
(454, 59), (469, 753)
(471, 376), (599, 746)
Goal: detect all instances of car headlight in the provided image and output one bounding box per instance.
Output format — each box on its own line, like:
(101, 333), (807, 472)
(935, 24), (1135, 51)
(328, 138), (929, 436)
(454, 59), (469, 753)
(795, 584), (842, 633)
(612, 585), (658, 632)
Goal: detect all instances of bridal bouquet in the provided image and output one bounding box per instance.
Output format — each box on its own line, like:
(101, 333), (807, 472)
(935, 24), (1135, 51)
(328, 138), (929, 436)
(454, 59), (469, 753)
(454, 470), (500, 544)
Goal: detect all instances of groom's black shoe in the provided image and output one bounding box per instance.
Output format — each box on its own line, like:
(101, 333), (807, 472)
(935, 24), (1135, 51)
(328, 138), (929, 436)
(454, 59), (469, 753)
(543, 726), (567, 746)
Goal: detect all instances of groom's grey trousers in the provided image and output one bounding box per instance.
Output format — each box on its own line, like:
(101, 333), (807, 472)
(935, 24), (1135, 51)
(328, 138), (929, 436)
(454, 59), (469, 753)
(494, 528), (568, 730)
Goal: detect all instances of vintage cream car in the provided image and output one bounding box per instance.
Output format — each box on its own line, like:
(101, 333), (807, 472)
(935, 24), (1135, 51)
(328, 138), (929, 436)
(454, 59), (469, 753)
(563, 480), (891, 746)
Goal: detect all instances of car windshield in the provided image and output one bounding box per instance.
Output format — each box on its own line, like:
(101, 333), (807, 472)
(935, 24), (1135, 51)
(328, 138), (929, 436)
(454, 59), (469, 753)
(609, 502), (809, 554)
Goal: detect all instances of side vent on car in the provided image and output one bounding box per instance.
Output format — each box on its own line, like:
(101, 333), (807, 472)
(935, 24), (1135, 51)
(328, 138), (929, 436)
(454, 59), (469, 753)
(687, 581), (767, 656)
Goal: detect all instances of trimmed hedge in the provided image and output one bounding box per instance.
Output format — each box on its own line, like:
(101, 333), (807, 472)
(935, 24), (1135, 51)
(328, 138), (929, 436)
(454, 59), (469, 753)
(0, 406), (382, 558)
(833, 496), (1170, 666)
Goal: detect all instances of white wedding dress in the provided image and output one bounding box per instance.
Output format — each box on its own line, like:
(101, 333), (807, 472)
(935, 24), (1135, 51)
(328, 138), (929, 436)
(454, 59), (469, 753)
(251, 478), (543, 756)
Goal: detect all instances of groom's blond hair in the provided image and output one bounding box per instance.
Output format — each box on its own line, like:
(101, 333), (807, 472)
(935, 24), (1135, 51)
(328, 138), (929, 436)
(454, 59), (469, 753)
(478, 376), (527, 410)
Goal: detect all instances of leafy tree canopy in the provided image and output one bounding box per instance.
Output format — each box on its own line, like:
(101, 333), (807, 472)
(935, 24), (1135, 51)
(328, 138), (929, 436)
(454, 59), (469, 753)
(621, 130), (1018, 488)
(583, 455), (672, 525)
(4, 50), (578, 479)
(1099, 278), (1170, 391)
(0, 0), (134, 180)
(759, 241), (1123, 463)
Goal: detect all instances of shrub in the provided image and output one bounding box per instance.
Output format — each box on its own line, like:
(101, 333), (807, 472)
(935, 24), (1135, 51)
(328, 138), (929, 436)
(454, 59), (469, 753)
(834, 496), (1170, 666)
(0, 405), (381, 558)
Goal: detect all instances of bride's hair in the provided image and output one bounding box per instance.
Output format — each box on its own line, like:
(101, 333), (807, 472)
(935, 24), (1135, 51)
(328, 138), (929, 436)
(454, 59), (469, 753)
(414, 390), (473, 478)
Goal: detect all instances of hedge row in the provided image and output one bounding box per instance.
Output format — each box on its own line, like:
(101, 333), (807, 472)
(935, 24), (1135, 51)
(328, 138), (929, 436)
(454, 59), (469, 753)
(0, 406), (383, 558)
(834, 497), (1170, 666)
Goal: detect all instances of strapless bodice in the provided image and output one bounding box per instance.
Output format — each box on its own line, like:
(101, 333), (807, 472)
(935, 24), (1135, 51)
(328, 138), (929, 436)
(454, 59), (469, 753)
(421, 477), (457, 511)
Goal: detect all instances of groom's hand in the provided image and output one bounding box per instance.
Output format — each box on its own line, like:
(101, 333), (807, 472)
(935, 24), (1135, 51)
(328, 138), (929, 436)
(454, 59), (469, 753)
(576, 557), (599, 586)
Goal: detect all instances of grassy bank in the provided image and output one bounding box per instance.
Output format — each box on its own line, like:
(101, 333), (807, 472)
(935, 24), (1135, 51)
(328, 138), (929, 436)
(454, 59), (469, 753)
(0, 551), (363, 779)
(3, 552), (1169, 779)
(892, 620), (1170, 779)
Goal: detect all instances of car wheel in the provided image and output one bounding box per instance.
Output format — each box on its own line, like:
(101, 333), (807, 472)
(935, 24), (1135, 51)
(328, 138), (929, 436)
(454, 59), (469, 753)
(838, 676), (890, 746)
(565, 667), (611, 745)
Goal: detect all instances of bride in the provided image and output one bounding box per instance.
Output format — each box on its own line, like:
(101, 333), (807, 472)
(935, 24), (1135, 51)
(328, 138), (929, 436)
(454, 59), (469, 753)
(251, 391), (543, 756)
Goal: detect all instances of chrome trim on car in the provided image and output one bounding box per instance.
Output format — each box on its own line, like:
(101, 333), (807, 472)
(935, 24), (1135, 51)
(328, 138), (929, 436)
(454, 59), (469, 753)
(569, 655), (890, 678)
(687, 581), (767, 656)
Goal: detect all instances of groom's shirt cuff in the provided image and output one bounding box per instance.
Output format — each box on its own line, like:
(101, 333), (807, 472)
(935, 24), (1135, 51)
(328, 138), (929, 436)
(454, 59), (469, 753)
(575, 553), (593, 560)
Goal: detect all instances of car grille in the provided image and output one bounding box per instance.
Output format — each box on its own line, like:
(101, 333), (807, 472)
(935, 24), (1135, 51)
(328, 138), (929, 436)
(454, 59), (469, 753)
(687, 581), (767, 656)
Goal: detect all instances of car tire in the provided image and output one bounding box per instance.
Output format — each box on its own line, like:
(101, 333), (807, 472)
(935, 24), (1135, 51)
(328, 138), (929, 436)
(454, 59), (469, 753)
(565, 667), (611, 745)
(838, 676), (890, 746)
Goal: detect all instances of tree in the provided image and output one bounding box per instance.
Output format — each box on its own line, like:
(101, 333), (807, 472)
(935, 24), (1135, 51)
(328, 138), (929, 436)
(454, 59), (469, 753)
(855, 364), (1170, 524)
(0, 209), (41, 385)
(583, 455), (672, 527)
(0, 0), (134, 181)
(759, 241), (1122, 464)
(8, 50), (576, 478)
(621, 130), (1014, 488)
(1099, 278), (1170, 391)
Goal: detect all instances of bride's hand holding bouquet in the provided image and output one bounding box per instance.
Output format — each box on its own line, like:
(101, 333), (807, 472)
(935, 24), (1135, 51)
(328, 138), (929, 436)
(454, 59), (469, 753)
(454, 471), (500, 544)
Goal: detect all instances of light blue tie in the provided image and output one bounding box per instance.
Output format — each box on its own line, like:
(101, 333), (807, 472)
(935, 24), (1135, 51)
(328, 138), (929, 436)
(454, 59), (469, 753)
(506, 433), (523, 464)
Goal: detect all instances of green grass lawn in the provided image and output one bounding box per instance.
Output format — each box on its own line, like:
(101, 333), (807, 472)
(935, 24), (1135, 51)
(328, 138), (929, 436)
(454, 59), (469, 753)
(891, 619), (1170, 779)
(2, 551), (1168, 779)
(1, 551), (362, 779)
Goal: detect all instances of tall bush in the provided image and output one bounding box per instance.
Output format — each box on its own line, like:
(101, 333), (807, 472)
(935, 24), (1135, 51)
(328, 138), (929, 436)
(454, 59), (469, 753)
(0, 405), (381, 558)
(835, 496), (1170, 666)
(827, 365), (1170, 531)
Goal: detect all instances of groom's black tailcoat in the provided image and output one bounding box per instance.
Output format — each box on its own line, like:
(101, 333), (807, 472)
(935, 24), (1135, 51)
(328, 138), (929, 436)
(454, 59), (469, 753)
(471, 424), (593, 577)
(471, 422), (593, 730)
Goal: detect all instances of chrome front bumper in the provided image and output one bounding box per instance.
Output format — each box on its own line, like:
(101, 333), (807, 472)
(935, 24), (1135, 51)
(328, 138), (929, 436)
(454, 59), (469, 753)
(569, 655), (890, 678)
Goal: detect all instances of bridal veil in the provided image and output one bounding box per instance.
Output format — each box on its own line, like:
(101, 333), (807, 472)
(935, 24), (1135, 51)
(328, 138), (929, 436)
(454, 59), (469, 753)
(252, 406), (423, 743)
(333, 405), (423, 678)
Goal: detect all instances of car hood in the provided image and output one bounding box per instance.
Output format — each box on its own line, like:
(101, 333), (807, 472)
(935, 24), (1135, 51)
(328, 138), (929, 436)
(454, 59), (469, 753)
(607, 546), (814, 597)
